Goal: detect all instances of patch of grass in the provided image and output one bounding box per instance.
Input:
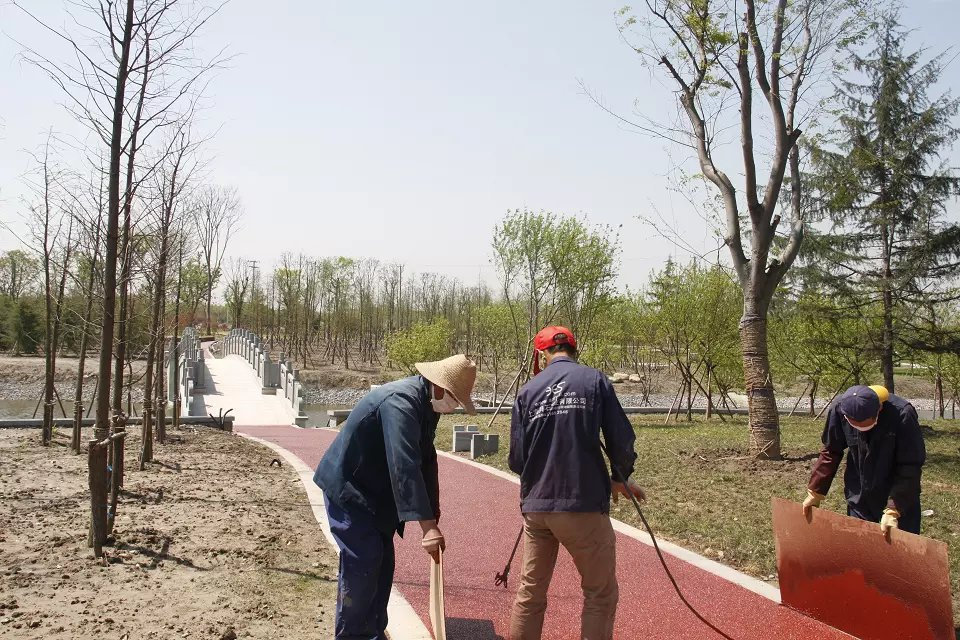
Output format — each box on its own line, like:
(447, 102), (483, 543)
(437, 413), (960, 617)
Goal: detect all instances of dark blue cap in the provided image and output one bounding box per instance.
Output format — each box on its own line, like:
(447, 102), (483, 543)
(838, 385), (881, 421)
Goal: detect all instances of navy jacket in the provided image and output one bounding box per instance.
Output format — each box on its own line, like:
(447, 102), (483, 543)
(808, 393), (925, 516)
(509, 355), (637, 513)
(313, 375), (441, 535)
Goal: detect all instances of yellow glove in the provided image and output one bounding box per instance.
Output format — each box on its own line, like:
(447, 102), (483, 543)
(880, 508), (899, 537)
(802, 489), (824, 519)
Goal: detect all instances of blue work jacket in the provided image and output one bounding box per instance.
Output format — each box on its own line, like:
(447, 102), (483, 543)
(313, 375), (441, 535)
(509, 355), (637, 513)
(808, 393), (926, 517)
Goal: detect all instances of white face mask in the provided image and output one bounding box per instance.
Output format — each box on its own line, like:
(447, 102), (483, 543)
(430, 389), (460, 414)
(846, 416), (877, 432)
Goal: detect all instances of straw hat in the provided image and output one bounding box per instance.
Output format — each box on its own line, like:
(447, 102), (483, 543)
(416, 354), (477, 415)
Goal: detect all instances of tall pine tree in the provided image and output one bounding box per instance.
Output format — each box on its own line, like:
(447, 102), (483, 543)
(805, 9), (960, 393)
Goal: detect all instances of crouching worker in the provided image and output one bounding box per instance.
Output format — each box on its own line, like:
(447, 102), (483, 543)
(508, 327), (644, 640)
(803, 384), (926, 535)
(313, 354), (477, 639)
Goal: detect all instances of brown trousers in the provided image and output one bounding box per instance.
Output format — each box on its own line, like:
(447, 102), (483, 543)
(508, 512), (618, 640)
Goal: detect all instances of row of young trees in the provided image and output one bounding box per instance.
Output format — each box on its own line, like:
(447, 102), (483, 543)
(1, 0), (238, 556)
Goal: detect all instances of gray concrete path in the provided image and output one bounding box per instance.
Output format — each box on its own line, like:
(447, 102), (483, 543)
(199, 352), (297, 427)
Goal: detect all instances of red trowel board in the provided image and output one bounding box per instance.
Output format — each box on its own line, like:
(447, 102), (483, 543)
(772, 497), (953, 640)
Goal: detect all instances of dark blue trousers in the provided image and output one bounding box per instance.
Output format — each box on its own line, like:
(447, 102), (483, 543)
(847, 502), (921, 534)
(325, 497), (395, 640)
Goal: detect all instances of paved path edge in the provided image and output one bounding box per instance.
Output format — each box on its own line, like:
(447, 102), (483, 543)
(435, 450), (782, 603)
(239, 433), (433, 640)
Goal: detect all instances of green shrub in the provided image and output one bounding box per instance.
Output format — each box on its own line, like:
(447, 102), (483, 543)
(385, 318), (453, 373)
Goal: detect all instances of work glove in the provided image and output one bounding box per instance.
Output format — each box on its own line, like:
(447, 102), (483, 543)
(880, 508), (899, 538)
(802, 489), (824, 519)
(421, 527), (446, 563)
(612, 479), (646, 505)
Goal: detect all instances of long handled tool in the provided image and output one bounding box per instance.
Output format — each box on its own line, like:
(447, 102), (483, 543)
(429, 550), (447, 640)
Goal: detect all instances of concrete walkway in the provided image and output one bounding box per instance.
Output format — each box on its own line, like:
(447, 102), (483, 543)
(204, 351), (850, 639)
(198, 353), (297, 427)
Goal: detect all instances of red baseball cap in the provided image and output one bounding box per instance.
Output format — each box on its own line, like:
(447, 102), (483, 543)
(534, 326), (577, 351)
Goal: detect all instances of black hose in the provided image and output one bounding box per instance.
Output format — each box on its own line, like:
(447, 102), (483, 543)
(600, 440), (736, 640)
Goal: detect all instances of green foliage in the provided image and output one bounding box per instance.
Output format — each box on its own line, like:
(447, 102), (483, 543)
(179, 260), (208, 321)
(385, 317), (453, 374)
(645, 261), (742, 408)
(803, 12), (960, 386)
(476, 302), (517, 366)
(10, 298), (44, 355)
(0, 295), (12, 351)
(0, 250), (40, 300)
(491, 208), (620, 350)
(770, 292), (879, 402)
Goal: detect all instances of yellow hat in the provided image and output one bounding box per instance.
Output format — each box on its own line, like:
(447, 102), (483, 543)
(868, 385), (890, 403)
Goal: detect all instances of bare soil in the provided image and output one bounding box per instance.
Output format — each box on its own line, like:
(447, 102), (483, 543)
(0, 426), (338, 639)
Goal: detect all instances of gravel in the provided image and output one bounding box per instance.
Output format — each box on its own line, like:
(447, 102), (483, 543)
(302, 387), (367, 407)
(0, 379), (145, 404)
(1, 378), (947, 416)
(300, 386), (948, 415)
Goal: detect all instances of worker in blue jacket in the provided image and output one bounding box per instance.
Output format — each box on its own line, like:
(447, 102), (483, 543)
(803, 384), (926, 535)
(509, 326), (644, 640)
(313, 354), (477, 640)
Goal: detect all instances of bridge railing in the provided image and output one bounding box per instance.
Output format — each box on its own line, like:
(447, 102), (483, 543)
(222, 328), (307, 427)
(166, 326), (205, 416)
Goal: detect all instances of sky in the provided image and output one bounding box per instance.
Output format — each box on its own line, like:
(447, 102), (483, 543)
(1, 0), (958, 292)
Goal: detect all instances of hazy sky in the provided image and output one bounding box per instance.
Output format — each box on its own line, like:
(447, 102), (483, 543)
(1, 0), (958, 291)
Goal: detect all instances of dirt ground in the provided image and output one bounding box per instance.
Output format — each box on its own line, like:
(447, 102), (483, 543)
(0, 426), (338, 639)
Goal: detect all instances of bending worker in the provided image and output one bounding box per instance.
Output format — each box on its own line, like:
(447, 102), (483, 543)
(508, 326), (644, 640)
(803, 384), (926, 534)
(313, 354), (477, 640)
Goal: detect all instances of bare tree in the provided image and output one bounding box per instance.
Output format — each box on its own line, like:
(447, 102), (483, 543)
(23, 138), (76, 445)
(619, 0), (871, 458)
(224, 257), (251, 328)
(141, 126), (197, 467)
(71, 200), (104, 455)
(194, 185), (241, 334)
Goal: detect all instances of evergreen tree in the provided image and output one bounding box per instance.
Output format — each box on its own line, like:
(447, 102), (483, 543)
(805, 9), (960, 393)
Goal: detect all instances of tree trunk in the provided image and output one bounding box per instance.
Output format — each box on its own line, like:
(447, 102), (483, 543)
(73, 236), (100, 454)
(155, 340), (166, 445)
(880, 223), (896, 393)
(41, 157), (54, 445)
(155, 278), (168, 445)
(705, 366), (713, 420)
(206, 277), (213, 335)
(740, 312), (781, 460)
(936, 372), (944, 418)
(172, 241), (184, 431)
(141, 270), (160, 468)
(112, 264), (130, 414)
(87, 440), (109, 557)
(94, 0), (135, 442)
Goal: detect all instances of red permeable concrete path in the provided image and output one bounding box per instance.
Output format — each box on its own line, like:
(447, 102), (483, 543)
(236, 425), (851, 640)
